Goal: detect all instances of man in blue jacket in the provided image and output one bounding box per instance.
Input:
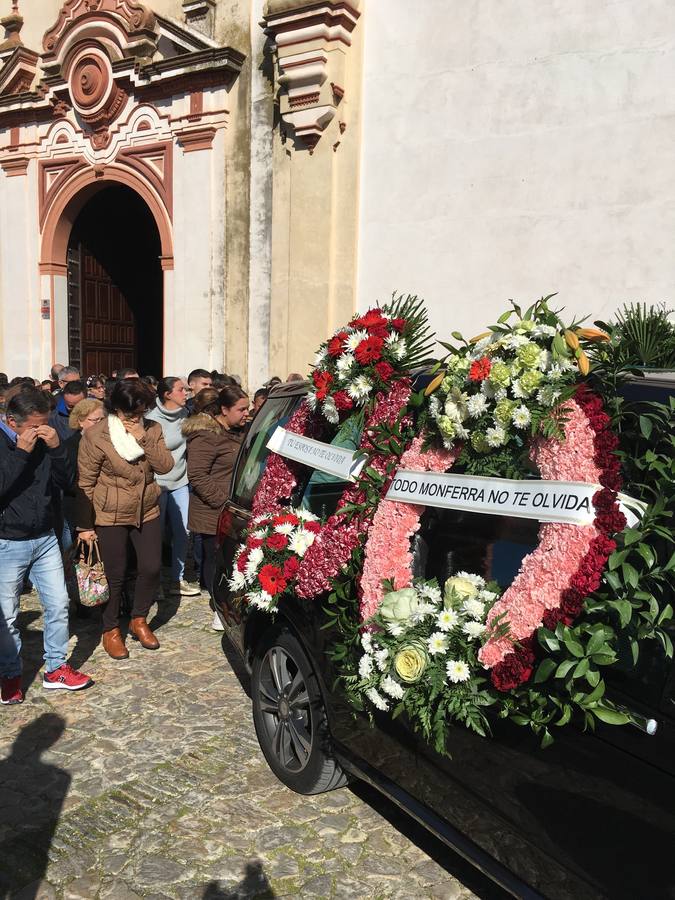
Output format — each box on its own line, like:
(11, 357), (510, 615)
(49, 379), (86, 442)
(0, 389), (94, 704)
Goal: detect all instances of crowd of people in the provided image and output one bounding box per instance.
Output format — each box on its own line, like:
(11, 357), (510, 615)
(0, 364), (303, 704)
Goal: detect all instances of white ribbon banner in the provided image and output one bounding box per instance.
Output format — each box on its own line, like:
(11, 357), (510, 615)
(267, 427), (365, 481)
(385, 470), (645, 528)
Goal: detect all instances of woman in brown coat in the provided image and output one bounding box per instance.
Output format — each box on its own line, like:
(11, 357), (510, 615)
(184, 385), (248, 598)
(78, 379), (173, 659)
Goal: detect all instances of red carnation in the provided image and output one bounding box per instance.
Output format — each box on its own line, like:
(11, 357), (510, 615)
(304, 520), (321, 533)
(312, 369), (333, 401)
(391, 317), (406, 332)
(236, 549), (250, 573)
(247, 536), (263, 549)
(355, 336), (384, 365)
(374, 361), (394, 381)
(327, 331), (349, 357)
(275, 513), (300, 527)
(266, 533), (288, 551)
(490, 644), (535, 692)
(258, 564), (287, 596)
(283, 556), (300, 579)
(469, 357), (491, 382)
(333, 390), (354, 411)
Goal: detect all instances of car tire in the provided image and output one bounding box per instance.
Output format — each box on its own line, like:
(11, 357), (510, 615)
(251, 627), (348, 795)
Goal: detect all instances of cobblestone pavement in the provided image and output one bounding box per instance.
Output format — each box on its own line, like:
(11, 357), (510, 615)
(0, 587), (503, 900)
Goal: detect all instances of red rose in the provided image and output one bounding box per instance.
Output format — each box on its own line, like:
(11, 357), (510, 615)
(312, 369), (333, 401)
(304, 520), (321, 533)
(354, 336), (384, 365)
(266, 533), (288, 551)
(236, 549), (250, 573)
(469, 357), (491, 382)
(258, 564), (287, 596)
(391, 317), (406, 332)
(374, 361), (394, 381)
(327, 331), (349, 357)
(332, 390), (353, 411)
(283, 556), (300, 579)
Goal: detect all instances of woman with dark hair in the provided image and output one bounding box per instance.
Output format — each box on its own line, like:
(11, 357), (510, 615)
(86, 376), (105, 401)
(183, 385), (248, 610)
(77, 379), (173, 659)
(145, 377), (199, 598)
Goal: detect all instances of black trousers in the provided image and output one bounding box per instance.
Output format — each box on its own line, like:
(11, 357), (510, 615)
(97, 518), (161, 632)
(200, 533), (217, 598)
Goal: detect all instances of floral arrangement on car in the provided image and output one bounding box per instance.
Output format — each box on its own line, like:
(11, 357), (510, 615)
(228, 508), (322, 613)
(240, 292), (674, 753)
(348, 575), (503, 741)
(307, 294), (433, 424)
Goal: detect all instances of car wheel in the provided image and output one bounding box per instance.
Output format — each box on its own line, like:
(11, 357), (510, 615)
(251, 628), (348, 795)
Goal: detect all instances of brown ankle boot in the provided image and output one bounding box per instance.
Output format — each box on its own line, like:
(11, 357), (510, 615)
(102, 628), (129, 660)
(129, 617), (160, 650)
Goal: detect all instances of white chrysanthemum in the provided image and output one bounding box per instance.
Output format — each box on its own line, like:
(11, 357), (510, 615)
(336, 352), (355, 376)
(512, 405), (531, 429)
(471, 335), (493, 354)
(493, 388), (508, 402)
(305, 391), (318, 410)
(462, 620), (487, 640)
(322, 398), (339, 424)
(486, 425), (507, 447)
(501, 332), (529, 350)
(347, 375), (372, 401)
(289, 529), (315, 557)
(295, 508), (319, 522)
(314, 349), (327, 366)
(418, 583), (442, 605)
(274, 522), (295, 535)
(252, 528), (267, 539)
(538, 350), (553, 372)
(359, 653), (374, 679)
(444, 400), (464, 423)
(511, 379), (527, 400)
(365, 687), (389, 711)
(244, 547), (264, 580)
(410, 601), (437, 625)
(386, 622), (404, 637)
(446, 659), (471, 684)
(436, 608), (459, 632)
(462, 597), (485, 620)
(455, 571), (486, 588)
(345, 329), (368, 351)
(466, 393), (488, 418)
(428, 395), (441, 418)
(533, 324), (557, 338)
(537, 385), (562, 407)
(480, 380), (496, 399)
(547, 363), (566, 382)
(374, 648), (389, 671)
(248, 590), (275, 611)
(361, 631), (373, 653)
(479, 589), (498, 603)
(427, 632), (449, 655)
(381, 675), (405, 699)
(385, 336), (406, 360)
(228, 570), (246, 592)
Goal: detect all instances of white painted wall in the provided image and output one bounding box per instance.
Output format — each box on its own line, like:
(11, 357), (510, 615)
(356, 0), (675, 340)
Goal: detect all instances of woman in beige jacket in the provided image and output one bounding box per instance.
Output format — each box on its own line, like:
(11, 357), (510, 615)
(78, 379), (173, 659)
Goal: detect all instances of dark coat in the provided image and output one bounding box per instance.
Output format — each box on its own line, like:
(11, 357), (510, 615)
(77, 417), (173, 528)
(48, 395), (78, 443)
(183, 414), (242, 535)
(0, 427), (74, 540)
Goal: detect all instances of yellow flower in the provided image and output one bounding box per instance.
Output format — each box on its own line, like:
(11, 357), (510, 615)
(444, 575), (478, 607)
(564, 329), (580, 351)
(575, 327), (610, 343)
(394, 643), (428, 683)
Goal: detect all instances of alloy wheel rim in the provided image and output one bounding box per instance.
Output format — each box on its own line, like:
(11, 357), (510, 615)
(258, 646), (312, 773)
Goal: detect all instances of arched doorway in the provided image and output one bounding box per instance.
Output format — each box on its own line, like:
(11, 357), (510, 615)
(66, 184), (163, 376)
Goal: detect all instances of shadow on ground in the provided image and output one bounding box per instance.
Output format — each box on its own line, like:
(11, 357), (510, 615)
(203, 860), (275, 899)
(0, 714), (69, 899)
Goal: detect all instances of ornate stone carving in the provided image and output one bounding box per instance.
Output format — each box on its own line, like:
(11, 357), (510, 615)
(182, 0), (216, 39)
(262, 1), (361, 152)
(43, 0), (157, 57)
(0, 46), (39, 95)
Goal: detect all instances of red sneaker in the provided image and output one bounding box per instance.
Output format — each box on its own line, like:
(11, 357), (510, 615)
(1, 676), (23, 705)
(43, 664), (94, 692)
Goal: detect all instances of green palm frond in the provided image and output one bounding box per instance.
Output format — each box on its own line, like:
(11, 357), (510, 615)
(382, 292), (436, 368)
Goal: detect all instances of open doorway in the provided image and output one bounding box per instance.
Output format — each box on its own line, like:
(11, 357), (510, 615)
(66, 184), (163, 377)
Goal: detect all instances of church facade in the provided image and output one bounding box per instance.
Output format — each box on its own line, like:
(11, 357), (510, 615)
(0, 1), (672, 387)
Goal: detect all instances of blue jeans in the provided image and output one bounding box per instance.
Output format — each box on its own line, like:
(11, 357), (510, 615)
(0, 531), (70, 677)
(159, 485), (190, 581)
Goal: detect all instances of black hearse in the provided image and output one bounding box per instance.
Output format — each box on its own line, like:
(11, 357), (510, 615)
(212, 376), (675, 900)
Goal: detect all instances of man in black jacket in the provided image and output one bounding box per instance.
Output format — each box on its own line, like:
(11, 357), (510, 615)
(49, 379), (86, 443)
(0, 389), (93, 704)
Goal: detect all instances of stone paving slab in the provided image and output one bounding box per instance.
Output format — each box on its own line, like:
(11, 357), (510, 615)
(0, 587), (500, 899)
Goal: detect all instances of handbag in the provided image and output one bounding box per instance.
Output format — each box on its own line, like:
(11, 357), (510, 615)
(74, 538), (109, 607)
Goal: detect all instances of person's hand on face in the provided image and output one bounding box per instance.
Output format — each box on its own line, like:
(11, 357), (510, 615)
(16, 426), (39, 454)
(121, 415), (145, 441)
(35, 425), (60, 449)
